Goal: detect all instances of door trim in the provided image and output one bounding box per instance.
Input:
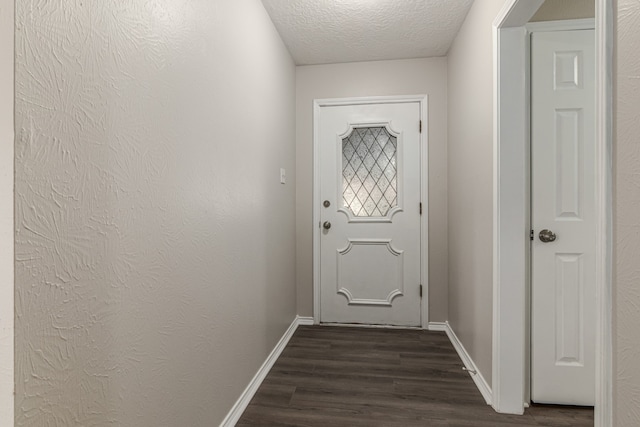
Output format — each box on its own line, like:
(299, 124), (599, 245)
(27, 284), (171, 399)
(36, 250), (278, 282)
(525, 18), (596, 33)
(492, 1), (613, 424)
(312, 95), (429, 329)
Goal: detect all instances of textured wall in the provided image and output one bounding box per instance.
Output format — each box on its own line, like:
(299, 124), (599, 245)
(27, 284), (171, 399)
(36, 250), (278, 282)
(530, 0), (595, 22)
(295, 58), (449, 322)
(15, 1), (296, 426)
(0, 0), (14, 424)
(446, 0), (509, 387)
(615, 1), (640, 425)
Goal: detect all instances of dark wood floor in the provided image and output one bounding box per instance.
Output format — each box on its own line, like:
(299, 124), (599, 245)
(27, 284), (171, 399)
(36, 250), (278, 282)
(237, 326), (593, 427)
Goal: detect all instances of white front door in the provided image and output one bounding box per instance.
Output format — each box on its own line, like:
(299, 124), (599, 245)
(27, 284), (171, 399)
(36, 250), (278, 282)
(531, 29), (596, 406)
(317, 100), (422, 327)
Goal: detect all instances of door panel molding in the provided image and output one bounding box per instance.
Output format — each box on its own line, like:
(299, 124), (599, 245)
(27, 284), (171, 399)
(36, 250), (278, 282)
(554, 252), (585, 367)
(493, 1), (612, 424)
(313, 95), (429, 328)
(554, 108), (584, 220)
(337, 239), (404, 306)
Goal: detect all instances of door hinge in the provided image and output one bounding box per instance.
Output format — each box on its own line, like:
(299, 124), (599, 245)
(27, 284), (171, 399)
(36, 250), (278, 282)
(419, 202), (423, 215)
(419, 284), (423, 298)
(530, 229), (534, 241)
(419, 120), (422, 133)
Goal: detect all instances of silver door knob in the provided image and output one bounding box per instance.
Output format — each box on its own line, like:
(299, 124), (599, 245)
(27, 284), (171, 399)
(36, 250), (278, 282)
(539, 229), (557, 243)
(323, 221), (331, 230)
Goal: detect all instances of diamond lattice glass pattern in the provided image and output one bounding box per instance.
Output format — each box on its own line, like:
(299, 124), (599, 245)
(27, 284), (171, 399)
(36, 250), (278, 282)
(342, 127), (397, 217)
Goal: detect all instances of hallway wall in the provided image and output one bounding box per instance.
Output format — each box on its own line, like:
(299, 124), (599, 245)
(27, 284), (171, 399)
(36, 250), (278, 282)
(14, 1), (296, 425)
(446, 0), (507, 387)
(615, 1), (640, 424)
(0, 0), (14, 424)
(447, 0), (640, 421)
(530, 0), (595, 21)
(295, 58), (449, 322)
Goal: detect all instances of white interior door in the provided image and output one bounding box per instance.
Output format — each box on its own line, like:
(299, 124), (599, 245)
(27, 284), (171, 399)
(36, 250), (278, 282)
(317, 101), (422, 327)
(531, 29), (596, 406)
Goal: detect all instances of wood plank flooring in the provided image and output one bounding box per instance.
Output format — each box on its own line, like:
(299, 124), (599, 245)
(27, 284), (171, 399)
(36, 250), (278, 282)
(237, 326), (593, 427)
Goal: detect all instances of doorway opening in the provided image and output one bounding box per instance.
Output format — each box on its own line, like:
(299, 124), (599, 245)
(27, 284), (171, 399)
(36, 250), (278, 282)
(492, 1), (612, 425)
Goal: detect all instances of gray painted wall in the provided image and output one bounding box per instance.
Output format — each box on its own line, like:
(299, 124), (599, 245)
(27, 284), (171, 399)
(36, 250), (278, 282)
(5, 0), (640, 425)
(615, 1), (640, 424)
(448, 0), (640, 419)
(14, 1), (297, 425)
(0, 0), (14, 423)
(295, 58), (449, 322)
(530, 0), (595, 22)
(446, 0), (507, 387)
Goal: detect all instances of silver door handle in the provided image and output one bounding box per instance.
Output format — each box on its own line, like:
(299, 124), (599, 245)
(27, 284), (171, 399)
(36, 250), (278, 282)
(323, 221), (331, 230)
(539, 229), (557, 243)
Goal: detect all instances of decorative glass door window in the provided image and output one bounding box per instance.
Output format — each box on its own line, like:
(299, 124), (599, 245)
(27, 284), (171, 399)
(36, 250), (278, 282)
(342, 127), (397, 217)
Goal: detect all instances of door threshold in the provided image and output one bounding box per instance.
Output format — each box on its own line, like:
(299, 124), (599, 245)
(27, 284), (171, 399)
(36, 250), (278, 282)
(319, 322), (422, 330)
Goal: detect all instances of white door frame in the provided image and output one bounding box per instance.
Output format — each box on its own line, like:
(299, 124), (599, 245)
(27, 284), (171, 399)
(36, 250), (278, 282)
(492, 1), (613, 425)
(312, 95), (429, 329)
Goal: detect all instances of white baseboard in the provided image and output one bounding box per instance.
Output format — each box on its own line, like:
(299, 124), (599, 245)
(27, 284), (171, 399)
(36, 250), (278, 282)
(427, 321), (448, 332)
(296, 316), (314, 326)
(439, 321), (493, 405)
(219, 315), (310, 427)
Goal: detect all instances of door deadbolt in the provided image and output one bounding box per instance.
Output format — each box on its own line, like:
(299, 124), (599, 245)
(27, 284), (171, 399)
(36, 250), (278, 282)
(538, 229), (557, 243)
(323, 200), (331, 208)
(323, 221), (331, 230)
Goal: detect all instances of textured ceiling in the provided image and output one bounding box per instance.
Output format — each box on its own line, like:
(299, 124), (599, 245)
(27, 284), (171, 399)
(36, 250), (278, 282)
(261, 0), (475, 65)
